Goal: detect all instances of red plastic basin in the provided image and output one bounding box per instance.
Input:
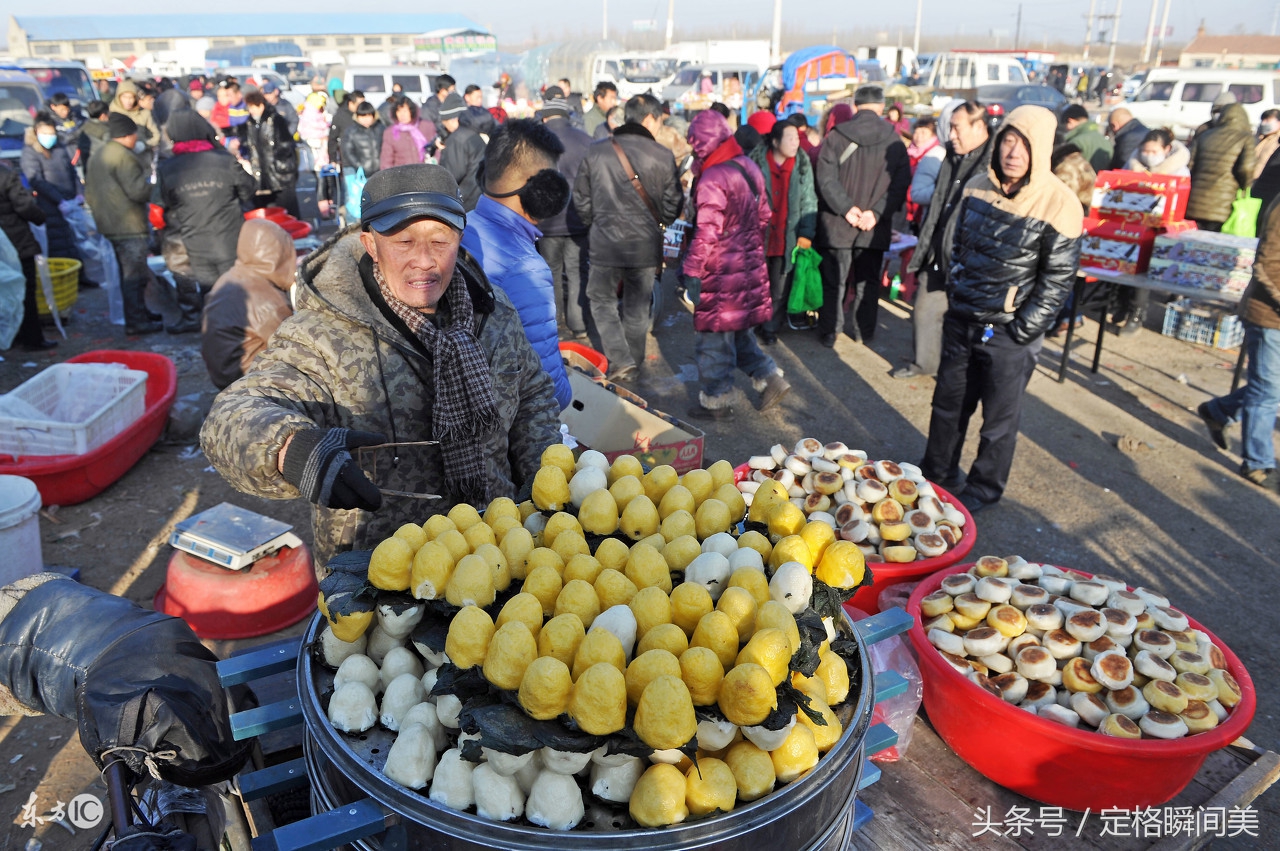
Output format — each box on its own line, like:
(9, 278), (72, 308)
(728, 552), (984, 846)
(906, 564), (1257, 811)
(559, 341), (608, 374)
(0, 351), (177, 506)
(244, 206), (288, 221)
(281, 220), (312, 239)
(155, 544), (318, 639)
(733, 462), (975, 612)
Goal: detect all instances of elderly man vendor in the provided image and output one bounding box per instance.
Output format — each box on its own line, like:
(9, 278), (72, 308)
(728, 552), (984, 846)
(201, 164), (561, 570)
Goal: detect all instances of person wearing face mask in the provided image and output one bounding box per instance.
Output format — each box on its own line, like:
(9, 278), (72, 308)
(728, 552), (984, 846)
(20, 112), (83, 276)
(920, 105), (1081, 512)
(1255, 109), (1280, 182)
(896, 101), (992, 381)
(1125, 128), (1190, 176)
(461, 119), (573, 409)
(200, 165), (560, 572)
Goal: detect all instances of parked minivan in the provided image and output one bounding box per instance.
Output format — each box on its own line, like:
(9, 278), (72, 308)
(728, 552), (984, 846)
(0, 68), (45, 161)
(1124, 69), (1280, 139)
(332, 66), (439, 109)
(923, 52), (1029, 91)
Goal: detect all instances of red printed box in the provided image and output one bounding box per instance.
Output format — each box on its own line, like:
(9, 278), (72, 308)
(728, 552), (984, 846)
(1090, 170), (1190, 227)
(1081, 220), (1158, 274)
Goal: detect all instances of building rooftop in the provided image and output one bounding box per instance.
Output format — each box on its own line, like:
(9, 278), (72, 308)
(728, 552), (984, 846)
(14, 14), (488, 40)
(1182, 34), (1280, 56)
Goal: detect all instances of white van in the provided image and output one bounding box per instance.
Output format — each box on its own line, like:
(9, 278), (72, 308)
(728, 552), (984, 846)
(1124, 69), (1280, 139)
(923, 52), (1028, 91)
(333, 66), (439, 109)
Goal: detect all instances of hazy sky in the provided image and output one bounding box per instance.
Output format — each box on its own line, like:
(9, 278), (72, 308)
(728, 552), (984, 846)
(7, 1), (1269, 47)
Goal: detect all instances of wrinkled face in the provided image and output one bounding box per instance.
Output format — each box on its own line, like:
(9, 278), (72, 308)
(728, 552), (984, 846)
(360, 218), (461, 313)
(950, 113), (987, 155)
(774, 125), (800, 159)
(117, 92), (137, 110)
(999, 130), (1030, 184)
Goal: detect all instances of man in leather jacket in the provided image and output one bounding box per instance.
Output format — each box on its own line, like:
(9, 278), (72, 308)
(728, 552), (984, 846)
(242, 91), (300, 217)
(920, 105), (1082, 512)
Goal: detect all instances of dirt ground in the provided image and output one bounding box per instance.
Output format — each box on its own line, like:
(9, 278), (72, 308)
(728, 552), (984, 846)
(2, 267), (1277, 849)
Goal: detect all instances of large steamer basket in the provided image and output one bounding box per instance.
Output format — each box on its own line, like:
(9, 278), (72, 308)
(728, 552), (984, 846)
(288, 609), (882, 851)
(906, 564), (1257, 811)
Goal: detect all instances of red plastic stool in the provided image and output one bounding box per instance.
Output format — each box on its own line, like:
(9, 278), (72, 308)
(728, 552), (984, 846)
(154, 544), (318, 640)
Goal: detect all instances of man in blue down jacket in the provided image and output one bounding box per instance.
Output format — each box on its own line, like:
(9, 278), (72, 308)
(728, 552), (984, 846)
(462, 119), (573, 409)
(921, 105), (1082, 513)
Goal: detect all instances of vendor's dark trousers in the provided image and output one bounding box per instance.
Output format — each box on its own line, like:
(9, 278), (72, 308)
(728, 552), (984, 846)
(111, 236), (154, 328)
(818, 247), (884, 341)
(15, 256), (43, 346)
(538, 233), (589, 336)
(586, 264), (656, 374)
(761, 255), (790, 334)
(910, 268), (949, 375)
(922, 314), (1041, 504)
(1190, 219), (1223, 233)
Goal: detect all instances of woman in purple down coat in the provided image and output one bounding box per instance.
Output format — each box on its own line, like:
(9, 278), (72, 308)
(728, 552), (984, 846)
(682, 109), (790, 419)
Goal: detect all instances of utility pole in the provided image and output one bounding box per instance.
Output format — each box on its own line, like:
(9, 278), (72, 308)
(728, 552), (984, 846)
(1155, 0), (1171, 66)
(770, 0), (783, 65)
(665, 0), (675, 50)
(913, 0), (923, 55)
(1015, 3), (1022, 51)
(1106, 0), (1123, 69)
(1141, 0), (1159, 64)
(1083, 0), (1097, 62)
(1272, 3), (1279, 36)
(602, 0), (608, 41)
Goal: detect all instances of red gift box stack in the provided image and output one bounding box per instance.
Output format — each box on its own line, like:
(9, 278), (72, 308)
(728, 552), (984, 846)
(1081, 171), (1196, 274)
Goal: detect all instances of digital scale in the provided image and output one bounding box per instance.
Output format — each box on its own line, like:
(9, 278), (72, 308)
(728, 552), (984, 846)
(169, 503), (303, 570)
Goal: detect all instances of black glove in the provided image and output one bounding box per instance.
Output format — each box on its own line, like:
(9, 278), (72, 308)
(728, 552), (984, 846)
(281, 428), (386, 511)
(679, 276), (702, 311)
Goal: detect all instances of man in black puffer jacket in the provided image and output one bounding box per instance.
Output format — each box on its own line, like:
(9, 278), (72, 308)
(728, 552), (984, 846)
(241, 91), (300, 217)
(921, 105), (1082, 512)
(573, 94), (683, 382)
(154, 112), (257, 332)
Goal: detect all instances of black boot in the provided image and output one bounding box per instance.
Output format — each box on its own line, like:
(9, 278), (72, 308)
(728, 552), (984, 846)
(167, 274), (204, 334)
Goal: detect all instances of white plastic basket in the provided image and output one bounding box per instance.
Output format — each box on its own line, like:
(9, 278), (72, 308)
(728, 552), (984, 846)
(0, 363), (148, 457)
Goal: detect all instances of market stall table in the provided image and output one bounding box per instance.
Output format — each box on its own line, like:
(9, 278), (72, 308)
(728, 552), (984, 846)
(1057, 268), (1246, 390)
(853, 714), (1279, 851)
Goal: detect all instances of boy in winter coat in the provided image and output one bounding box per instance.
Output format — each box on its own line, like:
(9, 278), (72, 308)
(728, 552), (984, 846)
(682, 110), (790, 418)
(341, 102), (384, 176)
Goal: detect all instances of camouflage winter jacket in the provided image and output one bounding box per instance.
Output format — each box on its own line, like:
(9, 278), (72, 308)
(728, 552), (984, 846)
(200, 228), (561, 571)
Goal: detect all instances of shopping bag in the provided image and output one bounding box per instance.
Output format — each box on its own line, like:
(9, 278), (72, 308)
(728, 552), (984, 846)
(1222, 190), (1262, 238)
(344, 168), (367, 219)
(787, 245), (823, 313)
(0, 230), (26, 350)
(62, 201), (114, 290)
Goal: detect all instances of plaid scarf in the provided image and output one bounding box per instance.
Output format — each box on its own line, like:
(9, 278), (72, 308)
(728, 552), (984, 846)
(373, 263), (499, 506)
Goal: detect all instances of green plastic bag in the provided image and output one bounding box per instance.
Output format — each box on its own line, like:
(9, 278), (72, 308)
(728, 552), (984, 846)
(788, 245), (823, 313)
(1222, 190), (1262, 238)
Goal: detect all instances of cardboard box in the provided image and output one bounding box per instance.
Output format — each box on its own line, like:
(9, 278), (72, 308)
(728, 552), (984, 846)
(1147, 257), (1253, 293)
(1090, 170), (1190, 227)
(1152, 230), (1257, 270)
(560, 370), (705, 473)
(1081, 220), (1158, 274)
